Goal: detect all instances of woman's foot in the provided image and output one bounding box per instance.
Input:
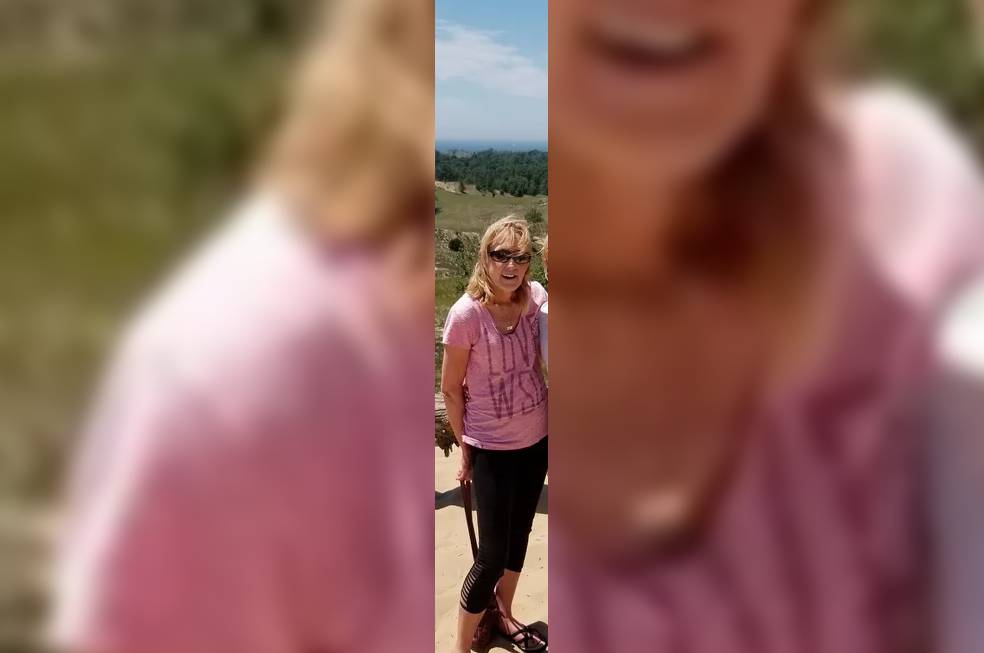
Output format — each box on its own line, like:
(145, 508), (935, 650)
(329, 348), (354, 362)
(497, 613), (547, 652)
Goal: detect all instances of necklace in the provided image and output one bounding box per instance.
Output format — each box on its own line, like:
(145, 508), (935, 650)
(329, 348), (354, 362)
(489, 300), (520, 334)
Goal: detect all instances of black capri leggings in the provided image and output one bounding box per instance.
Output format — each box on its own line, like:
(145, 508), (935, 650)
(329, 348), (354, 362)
(460, 435), (548, 614)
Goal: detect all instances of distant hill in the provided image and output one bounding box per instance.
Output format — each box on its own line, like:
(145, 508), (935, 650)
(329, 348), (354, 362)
(436, 139), (547, 153)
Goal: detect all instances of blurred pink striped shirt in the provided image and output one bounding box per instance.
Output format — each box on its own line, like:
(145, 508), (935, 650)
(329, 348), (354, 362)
(50, 195), (434, 653)
(551, 86), (984, 653)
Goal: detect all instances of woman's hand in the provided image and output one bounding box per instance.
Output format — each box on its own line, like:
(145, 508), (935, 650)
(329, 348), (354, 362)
(456, 444), (473, 482)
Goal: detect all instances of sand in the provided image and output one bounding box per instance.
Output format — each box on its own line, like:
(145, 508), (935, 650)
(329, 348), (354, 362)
(434, 448), (548, 652)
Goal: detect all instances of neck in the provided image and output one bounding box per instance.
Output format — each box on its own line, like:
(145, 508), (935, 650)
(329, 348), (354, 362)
(554, 153), (694, 283)
(490, 287), (514, 305)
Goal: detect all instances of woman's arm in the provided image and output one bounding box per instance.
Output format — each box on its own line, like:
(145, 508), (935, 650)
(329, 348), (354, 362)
(441, 344), (473, 478)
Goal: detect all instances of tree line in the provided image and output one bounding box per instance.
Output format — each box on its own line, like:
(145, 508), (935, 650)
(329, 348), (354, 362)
(436, 150), (547, 197)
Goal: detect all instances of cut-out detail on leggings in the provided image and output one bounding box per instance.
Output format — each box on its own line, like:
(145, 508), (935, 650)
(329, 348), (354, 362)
(458, 437), (548, 613)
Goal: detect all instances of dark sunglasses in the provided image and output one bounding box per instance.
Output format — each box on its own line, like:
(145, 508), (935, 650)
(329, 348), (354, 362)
(489, 249), (532, 265)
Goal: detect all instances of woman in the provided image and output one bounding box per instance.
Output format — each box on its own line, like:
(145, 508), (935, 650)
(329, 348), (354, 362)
(441, 216), (549, 652)
(548, 1), (984, 652)
(48, 1), (436, 652)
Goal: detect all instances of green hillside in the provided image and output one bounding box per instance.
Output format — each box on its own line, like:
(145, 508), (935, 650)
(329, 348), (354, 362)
(435, 187), (547, 233)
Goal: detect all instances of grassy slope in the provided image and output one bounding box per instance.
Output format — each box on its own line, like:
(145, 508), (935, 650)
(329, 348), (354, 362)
(0, 45), (287, 501)
(435, 187), (547, 233)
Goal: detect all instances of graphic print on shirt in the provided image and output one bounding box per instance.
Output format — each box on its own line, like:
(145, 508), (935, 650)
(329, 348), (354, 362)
(483, 316), (546, 420)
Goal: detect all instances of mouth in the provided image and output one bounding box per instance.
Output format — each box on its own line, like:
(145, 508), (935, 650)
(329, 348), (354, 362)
(501, 273), (519, 281)
(583, 14), (720, 76)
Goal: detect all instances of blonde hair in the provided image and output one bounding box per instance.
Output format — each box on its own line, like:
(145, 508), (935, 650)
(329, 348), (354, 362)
(539, 235), (548, 269)
(466, 216), (534, 308)
(261, 0), (434, 242)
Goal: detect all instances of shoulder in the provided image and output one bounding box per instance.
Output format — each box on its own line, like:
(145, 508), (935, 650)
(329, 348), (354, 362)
(841, 83), (981, 209)
(530, 280), (548, 307)
(843, 83), (980, 188)
(64, 193), (394, 549)
(443, 293), (482, 347)
(108, 193), (361, 426)
(446, 293), (482, 322)
(838, 83), (984, 308)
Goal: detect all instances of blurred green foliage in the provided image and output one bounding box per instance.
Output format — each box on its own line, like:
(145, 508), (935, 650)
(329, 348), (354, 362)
(0, 32), (296, 653)
(849, 0), (984, 149)
(0, 43), (290, 503)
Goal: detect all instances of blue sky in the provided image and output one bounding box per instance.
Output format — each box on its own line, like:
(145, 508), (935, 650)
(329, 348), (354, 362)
(435, 0), (547, 142)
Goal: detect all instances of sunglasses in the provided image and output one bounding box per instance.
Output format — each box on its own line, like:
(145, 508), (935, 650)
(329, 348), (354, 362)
(489, 249), (532, 265)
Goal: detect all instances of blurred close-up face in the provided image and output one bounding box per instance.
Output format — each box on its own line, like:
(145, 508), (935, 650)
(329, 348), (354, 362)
(552, 0), (808, 182)
(486, 236), (532, 296)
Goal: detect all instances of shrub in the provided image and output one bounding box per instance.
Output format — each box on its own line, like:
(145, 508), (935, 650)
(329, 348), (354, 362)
(525, 204), (544, 224)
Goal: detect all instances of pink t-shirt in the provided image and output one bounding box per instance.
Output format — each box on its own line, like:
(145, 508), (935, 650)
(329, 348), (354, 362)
(49, 193), (434, 653)
(442, 281), (548, 450)
(550, 85), (984, 653)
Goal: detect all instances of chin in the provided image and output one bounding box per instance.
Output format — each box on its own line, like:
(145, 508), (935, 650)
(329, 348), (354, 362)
(555, 108), (754, 185)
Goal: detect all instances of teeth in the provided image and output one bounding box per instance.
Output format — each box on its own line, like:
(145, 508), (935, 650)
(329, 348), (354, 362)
(597, 14), (703, 56)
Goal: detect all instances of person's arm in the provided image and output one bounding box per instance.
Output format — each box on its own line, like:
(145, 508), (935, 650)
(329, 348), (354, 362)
(441, 344), (473, 481)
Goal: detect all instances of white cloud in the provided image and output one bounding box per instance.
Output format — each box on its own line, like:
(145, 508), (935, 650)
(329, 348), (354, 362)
(436, 20), (546, 100)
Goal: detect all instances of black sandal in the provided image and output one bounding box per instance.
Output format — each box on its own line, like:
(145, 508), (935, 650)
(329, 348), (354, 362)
(497, 614), (547, 652)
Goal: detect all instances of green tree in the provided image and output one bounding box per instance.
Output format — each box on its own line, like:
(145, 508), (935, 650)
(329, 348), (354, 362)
(435, 150), (547, 197)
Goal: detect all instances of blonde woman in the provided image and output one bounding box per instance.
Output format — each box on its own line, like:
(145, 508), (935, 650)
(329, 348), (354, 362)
(548, 0), (984, 651)
(441, 216), (548, 652)
(48, 1), (435, 652)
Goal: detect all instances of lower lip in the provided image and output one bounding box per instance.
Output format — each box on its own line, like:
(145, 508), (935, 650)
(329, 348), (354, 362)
(577, 26), (727, 110)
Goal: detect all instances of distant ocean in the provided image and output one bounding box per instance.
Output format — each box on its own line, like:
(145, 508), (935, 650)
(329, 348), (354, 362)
(436, 139), (547, 152)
